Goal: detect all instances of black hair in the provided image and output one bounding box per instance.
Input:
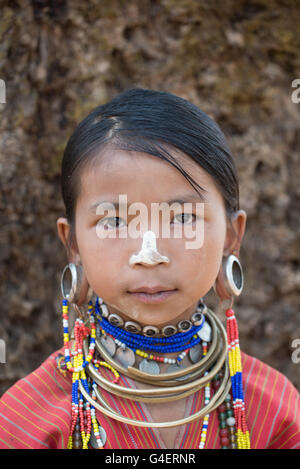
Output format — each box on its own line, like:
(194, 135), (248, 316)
(61, 88), (240, 256)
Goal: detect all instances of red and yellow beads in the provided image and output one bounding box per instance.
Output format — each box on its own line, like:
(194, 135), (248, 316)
(63, 299), (104, 449)
(226, 308), (251, 449)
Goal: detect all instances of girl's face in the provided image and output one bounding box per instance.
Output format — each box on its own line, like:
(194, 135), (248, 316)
(57, 148), (246, 327)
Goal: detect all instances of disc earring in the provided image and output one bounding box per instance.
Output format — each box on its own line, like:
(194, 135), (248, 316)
(224, 254), (243, 296)
(213, 254), (244, 300)
(61, 262), (94, 306)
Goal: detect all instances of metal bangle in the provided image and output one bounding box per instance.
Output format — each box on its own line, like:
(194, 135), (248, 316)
(84, 308), (227, 399)
(79, 362), (231, 428)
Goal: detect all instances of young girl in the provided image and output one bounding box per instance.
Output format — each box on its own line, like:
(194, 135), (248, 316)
(0, 88), (299, 450)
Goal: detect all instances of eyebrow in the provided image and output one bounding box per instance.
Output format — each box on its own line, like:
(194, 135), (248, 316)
(89, 193), (207, 212)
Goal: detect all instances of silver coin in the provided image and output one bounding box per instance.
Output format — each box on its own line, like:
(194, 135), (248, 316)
(139, 358), (160, 375)
(189, 343), (202, 364)
(115, 347), (135, 368)
(89, 425), (107, 449)
(99, 335), (116, 357)
(197, 321), (212, 342)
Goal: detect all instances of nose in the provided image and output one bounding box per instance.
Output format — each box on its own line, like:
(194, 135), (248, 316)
(129, 230), (170, 267)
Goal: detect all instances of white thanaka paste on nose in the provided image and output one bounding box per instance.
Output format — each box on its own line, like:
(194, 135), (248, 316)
(129, 230), (170, 266)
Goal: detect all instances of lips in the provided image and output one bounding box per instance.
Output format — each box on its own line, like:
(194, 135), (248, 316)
(127, 286), (178, 304)
(128, 286), (176, 294)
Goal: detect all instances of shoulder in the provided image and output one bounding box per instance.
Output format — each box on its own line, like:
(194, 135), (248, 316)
(0, 348), (71, 449)
(241, 352), (300, 449)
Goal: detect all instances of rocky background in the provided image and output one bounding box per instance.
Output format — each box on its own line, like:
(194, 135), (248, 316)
(0, 0), (300, 395)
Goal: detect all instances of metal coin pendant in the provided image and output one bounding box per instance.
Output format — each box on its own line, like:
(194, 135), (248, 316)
(115, 347), (136, 369)
(139, 358), (160, 375)
(89, 425), (107, 449)
(189, 343), (203, 364)
(197, 321), (212, 342)
(100, 335), (116, 357)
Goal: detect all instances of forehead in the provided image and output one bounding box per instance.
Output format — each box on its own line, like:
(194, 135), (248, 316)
(76, 147), (224, 208)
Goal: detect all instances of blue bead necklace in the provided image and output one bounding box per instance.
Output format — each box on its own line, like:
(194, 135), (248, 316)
(94, 296), (208, 367)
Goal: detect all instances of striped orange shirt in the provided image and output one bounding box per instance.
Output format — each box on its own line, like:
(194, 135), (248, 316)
(0, 348), (299, 449)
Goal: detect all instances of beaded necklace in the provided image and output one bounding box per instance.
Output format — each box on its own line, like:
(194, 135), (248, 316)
(62, 300), (107, 449)
(104, 331), (192, 366)
(59, 297), (249, 449)
(198, 341), (210, 449)
(98, 296), (206, 337)
(95, 297), (211, 370)
(226, 308), (251, 448)
(99, 318), (204, 352)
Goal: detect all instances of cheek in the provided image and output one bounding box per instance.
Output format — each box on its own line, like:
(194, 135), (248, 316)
(179, 221), (225, 287)
(181, 249), (219, 285)
(76, 224), (123, 293)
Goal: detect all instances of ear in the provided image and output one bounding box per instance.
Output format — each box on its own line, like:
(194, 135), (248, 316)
(57, 217), (80, 264)
(223, 210), (247, 257)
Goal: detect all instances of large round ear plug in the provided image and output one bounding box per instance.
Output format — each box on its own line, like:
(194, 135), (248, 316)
(213, 254), (244, 300)
(61, 262), (94, 305)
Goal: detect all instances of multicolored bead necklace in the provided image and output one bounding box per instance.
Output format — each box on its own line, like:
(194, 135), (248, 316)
(62, 299), (107, 449)
(59, 297), (250, 449)
(225, 308), (251, 448)
(212, 373), (237, 448)
(94, 296), (211, 374)
(105, 331), (193, 365)
(198, 341), (210, 449)
(97, 296), (207, 337)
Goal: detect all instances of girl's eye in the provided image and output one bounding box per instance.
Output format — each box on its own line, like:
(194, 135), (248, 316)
(96, 214), (197, 231)
(172, 213), (196, 224)
(97, 217), (126, 230)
